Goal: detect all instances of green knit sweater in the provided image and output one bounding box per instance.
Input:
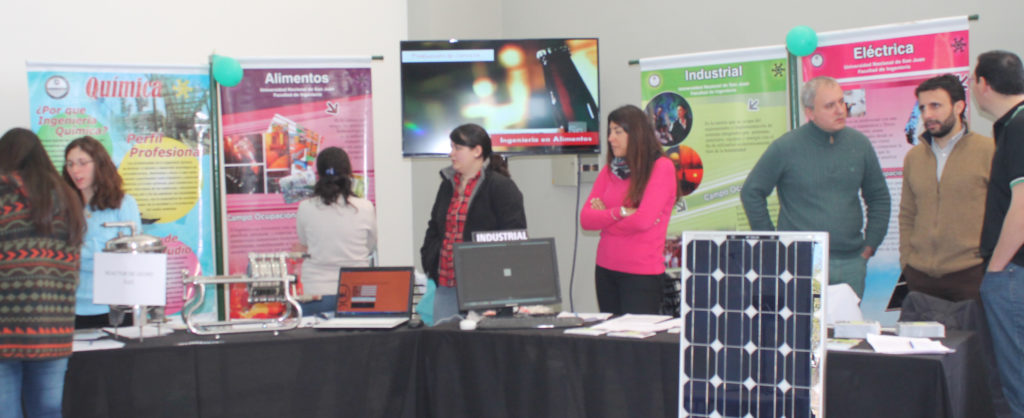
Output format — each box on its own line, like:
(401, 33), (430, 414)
(741, 123), (891, 257)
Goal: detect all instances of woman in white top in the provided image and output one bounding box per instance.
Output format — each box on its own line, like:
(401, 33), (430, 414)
(294, 147), (377, 315)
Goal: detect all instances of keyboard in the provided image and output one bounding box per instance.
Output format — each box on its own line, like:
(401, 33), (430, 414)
(476, 316), (585, 330)
(313, 317), (409, 329)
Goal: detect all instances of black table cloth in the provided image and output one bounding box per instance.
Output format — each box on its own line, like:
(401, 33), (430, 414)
(63, 325), (993, 418)
(65, 328), (421, 418)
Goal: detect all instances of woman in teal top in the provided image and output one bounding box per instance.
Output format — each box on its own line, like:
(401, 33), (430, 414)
(62, 136), (142, 328)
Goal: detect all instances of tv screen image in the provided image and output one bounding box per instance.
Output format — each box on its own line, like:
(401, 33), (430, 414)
(401, 38), (600, 156)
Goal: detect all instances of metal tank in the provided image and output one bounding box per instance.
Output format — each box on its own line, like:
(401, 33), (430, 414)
(102, 221), (166, 332)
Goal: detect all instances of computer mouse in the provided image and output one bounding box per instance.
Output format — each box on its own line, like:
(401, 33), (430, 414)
(407, 317), (423, 328)
(459, 319), (477, 331)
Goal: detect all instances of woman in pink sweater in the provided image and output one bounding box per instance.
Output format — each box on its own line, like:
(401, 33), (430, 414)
(581, 105), (679, 314)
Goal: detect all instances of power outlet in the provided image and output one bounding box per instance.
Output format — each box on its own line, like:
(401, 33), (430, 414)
(552, 154), (600, 186)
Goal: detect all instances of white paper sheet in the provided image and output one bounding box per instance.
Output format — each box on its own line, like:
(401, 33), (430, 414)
(93, 252), (167, 306)
(73, 329), (107, 341)
(826, 283), (864, 325)
(591, 314), (673, 332)
(865, 334), (954, 355)
(73, 339), (126, 352)
(557, 312), (613, 322)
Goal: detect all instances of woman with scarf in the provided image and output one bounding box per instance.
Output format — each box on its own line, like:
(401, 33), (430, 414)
(581, 105), (679, 315)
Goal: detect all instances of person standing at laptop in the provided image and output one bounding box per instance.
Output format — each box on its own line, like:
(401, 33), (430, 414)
(581, 105), (679, 315)
(295, 147), (377, 315)
(421, 124), (526, 323)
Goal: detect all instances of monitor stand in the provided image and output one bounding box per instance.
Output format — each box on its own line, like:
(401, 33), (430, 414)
(495, 307), (515, 317)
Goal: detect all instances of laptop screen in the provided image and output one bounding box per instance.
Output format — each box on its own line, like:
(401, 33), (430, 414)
(453, 238), (561, 311)
(335, 267), (414, 317)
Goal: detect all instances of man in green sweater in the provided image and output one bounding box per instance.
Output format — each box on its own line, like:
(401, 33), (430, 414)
(741, 76), (891, 298)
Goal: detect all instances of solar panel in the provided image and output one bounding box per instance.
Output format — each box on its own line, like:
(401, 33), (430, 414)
(679, 231), (827, 418)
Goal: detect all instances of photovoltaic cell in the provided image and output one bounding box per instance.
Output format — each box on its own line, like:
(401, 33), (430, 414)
(679, 232), (827, 418)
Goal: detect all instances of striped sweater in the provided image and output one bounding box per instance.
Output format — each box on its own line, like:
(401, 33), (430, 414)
(0, 173), (80, 360)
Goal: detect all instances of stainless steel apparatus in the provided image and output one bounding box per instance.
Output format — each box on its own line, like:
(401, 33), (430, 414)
(181, 252), (304, 335)
(102, 221), (167, 340)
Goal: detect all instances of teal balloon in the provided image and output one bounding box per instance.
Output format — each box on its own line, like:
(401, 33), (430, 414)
(786, 26), (818, 57)
(212, 55), (243, 87)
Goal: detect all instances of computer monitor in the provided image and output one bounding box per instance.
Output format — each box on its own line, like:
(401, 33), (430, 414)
(453, 238), (561, 312)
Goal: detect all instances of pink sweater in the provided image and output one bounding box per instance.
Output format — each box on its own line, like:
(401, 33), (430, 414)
(581, 157), (677, 274)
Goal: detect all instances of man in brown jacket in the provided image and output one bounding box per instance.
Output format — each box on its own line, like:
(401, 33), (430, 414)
(899, 74), (994, 301)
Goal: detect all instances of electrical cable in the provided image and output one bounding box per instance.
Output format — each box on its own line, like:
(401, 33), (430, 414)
(568, 156), (583, 312)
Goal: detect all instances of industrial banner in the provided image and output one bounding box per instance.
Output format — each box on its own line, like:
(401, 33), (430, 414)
(801, 16), (970, 323)
(26, 62), (216, 315)
(639, 46), (790, 269)
(216, 57), (373, 316)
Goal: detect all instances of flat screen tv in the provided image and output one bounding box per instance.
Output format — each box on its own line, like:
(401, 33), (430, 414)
(401, 38), (600, 156)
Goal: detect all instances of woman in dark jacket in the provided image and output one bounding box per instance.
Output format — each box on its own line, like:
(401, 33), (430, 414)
(420, 124), (526, 322)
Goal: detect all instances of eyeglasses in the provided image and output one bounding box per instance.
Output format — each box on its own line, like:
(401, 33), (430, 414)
(65, 159), (93, 169)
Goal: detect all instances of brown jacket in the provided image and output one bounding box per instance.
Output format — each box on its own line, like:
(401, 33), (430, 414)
(899, 130), (994, 277)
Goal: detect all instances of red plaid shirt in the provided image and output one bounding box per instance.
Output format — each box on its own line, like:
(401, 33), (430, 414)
(438, 171), (481, 287)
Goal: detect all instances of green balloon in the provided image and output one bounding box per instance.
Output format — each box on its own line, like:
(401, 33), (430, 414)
(786, 26), (818, 57)
(212, 55), (243, 87)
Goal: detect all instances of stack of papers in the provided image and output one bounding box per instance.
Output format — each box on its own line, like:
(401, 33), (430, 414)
(606, 330), (657, 339)
(865, 334), (954, 355)
(563, 314), (680, 338)
(826, 338), (862, 351)
(591, 314), (676, 333)
(564, 327), (608, 337)
(563, 314), (678, 338)
(73, 339), (126, 352)
(557, 312), (613, 322)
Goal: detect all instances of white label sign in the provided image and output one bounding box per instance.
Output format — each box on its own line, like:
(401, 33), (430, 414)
(93, 252), (167, 306)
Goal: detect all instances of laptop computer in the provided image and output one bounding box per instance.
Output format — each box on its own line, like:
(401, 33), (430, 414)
(313, 266), (414, 329)
(886, 272), (910, 311)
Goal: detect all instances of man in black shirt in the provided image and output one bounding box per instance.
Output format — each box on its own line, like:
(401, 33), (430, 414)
(973, 49), (1024, 417)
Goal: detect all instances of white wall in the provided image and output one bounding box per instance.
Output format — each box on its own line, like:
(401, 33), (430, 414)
(408, 0), (1024, 312)
(0, 0), (413, 269)
(3, 0), (1021, 312)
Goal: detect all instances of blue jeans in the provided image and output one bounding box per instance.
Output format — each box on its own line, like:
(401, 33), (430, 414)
(0, 357), (69, 418)
(830, 254), (868, 299)
(980, 262), (1024, 417)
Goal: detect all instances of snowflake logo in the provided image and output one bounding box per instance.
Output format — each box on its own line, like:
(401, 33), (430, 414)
(172, 79), (194, 99)
(771, 63), (785, 77)
(951, 37), (967, 53)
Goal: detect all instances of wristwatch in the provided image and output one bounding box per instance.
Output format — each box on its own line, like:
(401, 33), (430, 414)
(620, 206), (628, 217)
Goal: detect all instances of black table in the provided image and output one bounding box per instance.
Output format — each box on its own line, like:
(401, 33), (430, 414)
(421, 326), (993, 418)
(64, 326), (994, 418)
(826, 331), (995, 418)
(65, 328), (421, 418)
(419, 325), (680, 418)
